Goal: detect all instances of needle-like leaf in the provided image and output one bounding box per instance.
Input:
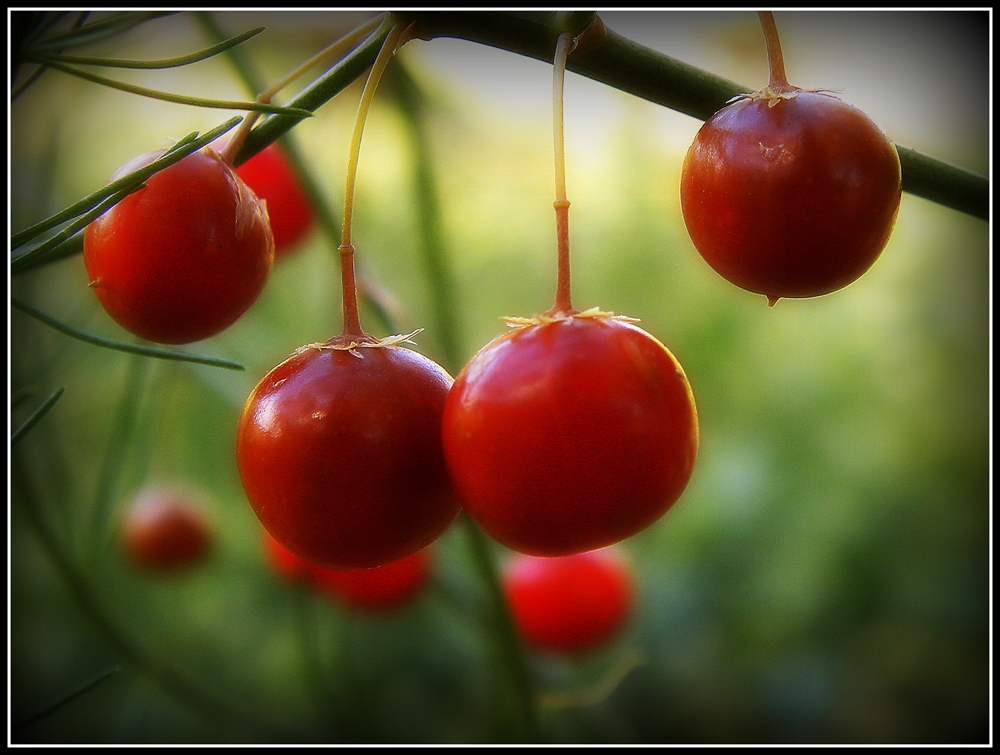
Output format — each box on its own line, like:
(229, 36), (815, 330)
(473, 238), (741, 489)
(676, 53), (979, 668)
(11, 387), (66, 446)
(11, 299), (246, 371)
(27, 26), (265, 70)
(36, 59), (314, 117)
(11, 186), (142, 274)
(25, 12), (177, 53)
(11, 116), (241, 252)
(13, 666), (121, 732)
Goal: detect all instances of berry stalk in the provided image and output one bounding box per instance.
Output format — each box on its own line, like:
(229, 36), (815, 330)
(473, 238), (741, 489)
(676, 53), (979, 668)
(546, 31), (577, 318)
(758, 10), (791, 92)
(338, 20), (404, 339)
(218, 13), (386, 167)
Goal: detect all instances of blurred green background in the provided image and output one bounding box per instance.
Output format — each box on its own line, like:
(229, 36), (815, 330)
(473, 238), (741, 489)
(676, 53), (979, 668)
(9, 10), (989, 744)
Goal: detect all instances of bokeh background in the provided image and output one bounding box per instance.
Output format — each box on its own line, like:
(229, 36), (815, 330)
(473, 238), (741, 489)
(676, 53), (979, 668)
(10, 10), (990, 744)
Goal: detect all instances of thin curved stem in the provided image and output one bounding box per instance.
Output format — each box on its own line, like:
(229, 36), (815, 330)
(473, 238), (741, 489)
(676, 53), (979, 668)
(338, 20), (403, 339)
(200, 12), (403, 343)
(34, 58), (314, 116)
(11, 299), (245, 371)
(25, 26), (264, 69)
(340, 21), (402, 251)
(218, 14), (385, 167)
(549, 31), (575, 317)
(23, 11), (176, 53)
(234, 19), (392, 164)
(265, 14), (385, 105)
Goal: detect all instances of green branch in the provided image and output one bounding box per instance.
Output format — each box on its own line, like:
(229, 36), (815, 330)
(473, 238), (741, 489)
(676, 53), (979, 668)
(410, 11), (988, 221)
(235, 16), (393, 163)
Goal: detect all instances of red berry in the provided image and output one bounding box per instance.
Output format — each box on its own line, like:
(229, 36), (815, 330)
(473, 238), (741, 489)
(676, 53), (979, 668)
(312, 548), (431, 613)
(680, 88), (901, 305)
(235, 143), (315, 257)
(237, 342), (462, 570)
(442, 314), (698, 557)
(121, 485), (213, 572)
(503, 548), (635, 655)
(84, 147), (274, 344)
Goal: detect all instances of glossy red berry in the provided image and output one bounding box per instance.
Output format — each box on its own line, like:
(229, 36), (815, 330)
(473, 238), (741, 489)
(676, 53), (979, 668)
(680, 11), (901, 306)
(680, 89), (901, 304)
(235, 142), (315, 257)
(503, 548), (635, 655)
(442, 314), (698, 557)
(121, 485), (213, 572)
(312, 548), (431, 613)
(84, 147), (274, 344)
(237, 341), (462, 571)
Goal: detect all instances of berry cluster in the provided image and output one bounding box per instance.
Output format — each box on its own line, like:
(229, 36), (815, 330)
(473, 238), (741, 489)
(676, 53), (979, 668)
(90, 12), (901, 650)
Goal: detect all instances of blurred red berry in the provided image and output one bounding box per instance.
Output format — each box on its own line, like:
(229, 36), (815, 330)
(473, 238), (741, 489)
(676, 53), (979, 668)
(262, 527), (432, 614)
(502, 548), (635, 655)
(236, 142), (315, 257)
(311, 548), (432, 613)
(122, 485), (213, 572)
